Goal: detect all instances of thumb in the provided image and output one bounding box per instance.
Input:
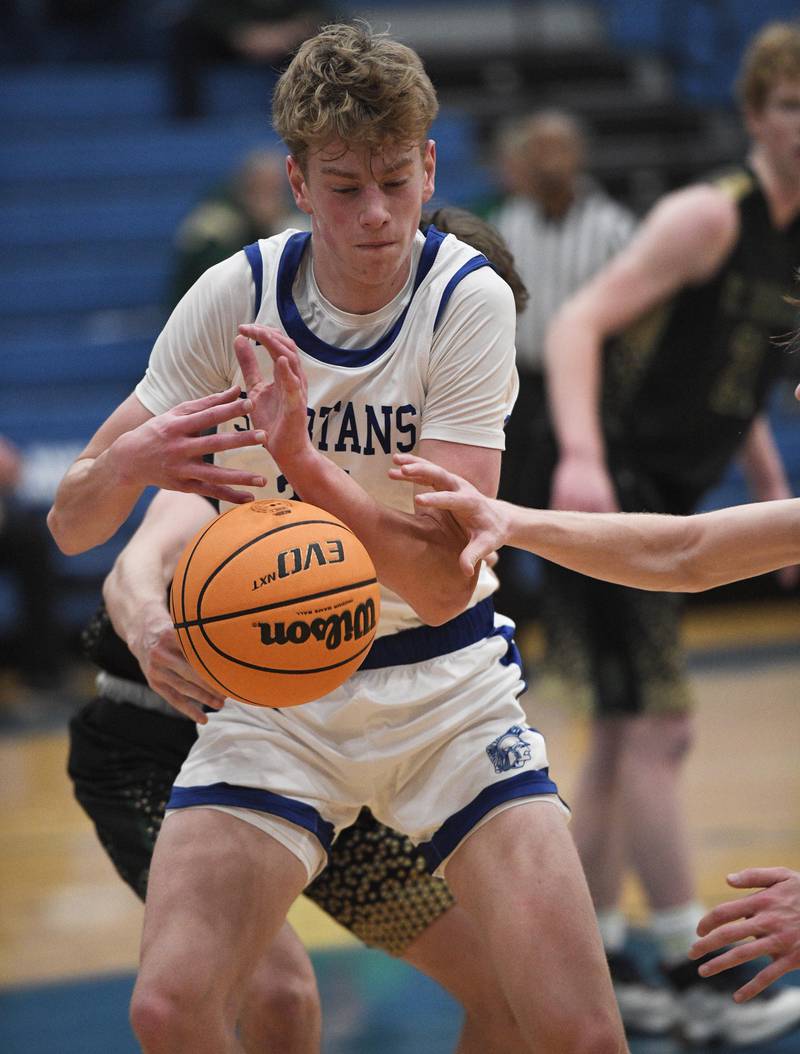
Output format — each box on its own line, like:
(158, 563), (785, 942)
(460, 550), (477, 576)
(460, 540), (485, 576)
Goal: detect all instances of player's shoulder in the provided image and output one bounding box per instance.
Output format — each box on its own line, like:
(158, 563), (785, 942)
(706, 164), (758, 203)
(169, 248), (256, 328)
(190, 248), (253, 300)
(644, 180), (738, 252)
(195, 227), (304, 294)
(438, 232), (516, 309)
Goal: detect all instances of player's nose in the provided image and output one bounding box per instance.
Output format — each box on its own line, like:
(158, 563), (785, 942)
(359, 187), (391, 227)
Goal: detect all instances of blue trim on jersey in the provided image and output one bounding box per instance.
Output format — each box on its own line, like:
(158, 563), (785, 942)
(359, 597), (495, 670)
(274, 226), (448, 367)
(167, 781), (335, 853)
(433, 255), (491, 330)
(243, 242), (264, 318)
(419, 768), (560, 873)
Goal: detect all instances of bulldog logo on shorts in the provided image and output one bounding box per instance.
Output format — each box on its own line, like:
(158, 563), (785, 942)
(486, 726), (533, 774)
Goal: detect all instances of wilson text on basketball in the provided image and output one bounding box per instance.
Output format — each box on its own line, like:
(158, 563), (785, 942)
(257, 598), (377, 651)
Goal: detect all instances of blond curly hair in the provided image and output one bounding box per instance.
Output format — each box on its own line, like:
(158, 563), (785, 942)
(737, 21), (800, 113)
(272, 23), (439, 168)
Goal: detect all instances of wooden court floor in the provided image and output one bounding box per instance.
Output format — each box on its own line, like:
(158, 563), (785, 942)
(1, 600), (799, 993)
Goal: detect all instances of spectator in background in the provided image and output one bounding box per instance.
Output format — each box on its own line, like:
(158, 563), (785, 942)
(168, 0), (335, 119)
(171, 148), (306, 304)
(489, 110), (636, 626)
(539, 21), (800, 1046)
(0, 436), (65, 710)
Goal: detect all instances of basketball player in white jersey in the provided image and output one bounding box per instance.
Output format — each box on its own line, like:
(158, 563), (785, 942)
(68, 207), (533, 1054)
(48, 24), (626, 1054)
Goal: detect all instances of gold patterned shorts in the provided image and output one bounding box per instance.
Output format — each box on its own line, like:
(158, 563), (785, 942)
(538, 561), (694, 716)
(306, 807), (455, 955)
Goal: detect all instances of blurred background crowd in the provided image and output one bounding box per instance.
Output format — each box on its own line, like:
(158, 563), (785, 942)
(0, 0), (798, 717)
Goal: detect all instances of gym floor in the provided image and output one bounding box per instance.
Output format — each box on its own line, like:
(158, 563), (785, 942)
(1, 598), (799, 1053)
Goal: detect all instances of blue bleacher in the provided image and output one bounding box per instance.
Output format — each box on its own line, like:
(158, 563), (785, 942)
(0, 64), (167, 125)
(3, 337), (152, 386)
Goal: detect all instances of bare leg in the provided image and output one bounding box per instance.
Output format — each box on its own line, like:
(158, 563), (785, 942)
(446, 803), (628, 1054)
(570, 716), (628, 911)
(403, 904), (524, 1053)
(130, 809), (308, 1054)
(239, 922), (321, 1054)
(621, 712), (695, 910)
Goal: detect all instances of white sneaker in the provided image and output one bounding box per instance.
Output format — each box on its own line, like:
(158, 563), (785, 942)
(606, 951), (680, 1035)
(666, 954), (800, 1047)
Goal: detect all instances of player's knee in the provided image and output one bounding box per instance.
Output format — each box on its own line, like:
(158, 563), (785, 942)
(555, 1006), (626, 1054)
(242, 961), (320, 1041)
(627, 712), (693, 766)
(130, 982), (180, 1049)
(129, 983), (194, 1052)
(657, 713), (693, 764)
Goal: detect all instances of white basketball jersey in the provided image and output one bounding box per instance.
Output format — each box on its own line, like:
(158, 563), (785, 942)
(138, 226), (518, 637)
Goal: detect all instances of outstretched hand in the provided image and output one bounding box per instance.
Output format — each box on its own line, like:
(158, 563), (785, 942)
(689, 868), (800, 1001)
(114, 387), (267, 505)
(235, 325), (312, 469)
(388, 453), (509, 575)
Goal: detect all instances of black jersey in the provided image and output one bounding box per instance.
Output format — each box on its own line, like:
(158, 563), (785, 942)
(601, 167), (800, 513)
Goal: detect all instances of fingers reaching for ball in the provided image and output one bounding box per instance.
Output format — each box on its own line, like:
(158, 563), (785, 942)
(129, 615), (226, 723)
(389, 453), (508, 576)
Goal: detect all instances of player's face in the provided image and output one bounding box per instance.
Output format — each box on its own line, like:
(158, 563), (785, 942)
(287, 139), (436, 313)
(747, 77), (800, 184)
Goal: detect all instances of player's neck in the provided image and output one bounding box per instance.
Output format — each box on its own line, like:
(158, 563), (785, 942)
(312, 250), (413, 315)
(750, 150), (800, 228)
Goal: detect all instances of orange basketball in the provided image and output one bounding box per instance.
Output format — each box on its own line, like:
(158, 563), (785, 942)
(170, 499), (380, 707)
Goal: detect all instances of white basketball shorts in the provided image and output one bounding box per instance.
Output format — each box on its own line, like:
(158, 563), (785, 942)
(166, 599), (568, 880)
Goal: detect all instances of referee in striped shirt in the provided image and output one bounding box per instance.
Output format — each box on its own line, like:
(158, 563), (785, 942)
(490, 109), (635, 623)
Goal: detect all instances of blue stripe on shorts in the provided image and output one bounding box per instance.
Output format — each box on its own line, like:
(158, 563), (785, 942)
(167, 782), (336, 853)
(419, 768), (560, 873)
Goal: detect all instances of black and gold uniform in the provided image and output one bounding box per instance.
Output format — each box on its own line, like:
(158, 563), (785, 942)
(68, 605), (454, 957)
(537, 166), (800, 715)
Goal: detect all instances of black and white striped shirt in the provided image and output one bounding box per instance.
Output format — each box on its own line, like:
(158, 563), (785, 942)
(492, 179), (636, 372)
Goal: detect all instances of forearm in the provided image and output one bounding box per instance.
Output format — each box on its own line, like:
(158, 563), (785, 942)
(103, 491), (215, 646)
(544, 309), (606, 462)
(504, 500), (800, 592)
(48, 446), (145, 555)
(103, 536), (172, 651)
(285, 449), (478, 624)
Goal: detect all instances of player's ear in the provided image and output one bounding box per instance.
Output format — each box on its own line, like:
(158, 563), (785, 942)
(421, 140), (436, 204)
(287, 156), (312, 215)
